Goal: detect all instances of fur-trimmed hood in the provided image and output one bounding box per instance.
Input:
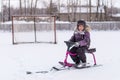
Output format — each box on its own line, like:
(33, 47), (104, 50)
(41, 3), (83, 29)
(74, 24), (91, 32)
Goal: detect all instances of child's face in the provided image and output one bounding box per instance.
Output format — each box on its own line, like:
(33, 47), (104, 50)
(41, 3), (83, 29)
(78, 25), (84, 31)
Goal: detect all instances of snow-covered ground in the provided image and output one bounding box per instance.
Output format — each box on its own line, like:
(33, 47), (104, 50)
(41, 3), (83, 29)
(0, 30), (120, 80)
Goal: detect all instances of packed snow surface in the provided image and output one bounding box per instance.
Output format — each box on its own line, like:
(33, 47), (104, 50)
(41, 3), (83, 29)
(0, 31), (120, 80)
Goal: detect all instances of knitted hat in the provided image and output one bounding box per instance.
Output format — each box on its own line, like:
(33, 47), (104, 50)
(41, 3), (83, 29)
(77, 20), (86, 27)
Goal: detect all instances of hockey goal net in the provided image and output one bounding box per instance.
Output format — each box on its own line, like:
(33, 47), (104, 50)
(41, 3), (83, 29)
(12, 15), (56, 44)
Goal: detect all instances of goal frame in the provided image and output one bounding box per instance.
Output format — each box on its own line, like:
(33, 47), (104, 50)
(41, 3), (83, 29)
(12, 15), (57, 44)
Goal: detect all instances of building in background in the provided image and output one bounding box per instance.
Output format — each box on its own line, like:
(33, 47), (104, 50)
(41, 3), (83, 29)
(58, 5), (105, 21)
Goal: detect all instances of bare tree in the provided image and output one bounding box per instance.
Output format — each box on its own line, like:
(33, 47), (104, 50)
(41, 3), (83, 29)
(19, 0), (22, 15)
(67, 0), (71, 21)
(49, 0), (52, 14)
(96, 0), (100, 21)
(105, 0), (109, 21)
(66, 0), (79, 22)
(89, 0), (92, 21)
(72, 0), (79, 21)
(110, 0), (113, 20)
(27, 0), (31, 15)
(34, 0), (38, 15)
(78, 0), (81, 20)
(100, 1), (104, 21)
(46, 0), (58, 15)
(8, 0), (10, 21)
(30, 0), (34, 15)
(24, 0), (27, 15)
(57, 0), (61, 20)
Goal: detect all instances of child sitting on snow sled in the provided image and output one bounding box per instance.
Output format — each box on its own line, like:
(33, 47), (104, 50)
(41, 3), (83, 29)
(69, 20), (91, 67)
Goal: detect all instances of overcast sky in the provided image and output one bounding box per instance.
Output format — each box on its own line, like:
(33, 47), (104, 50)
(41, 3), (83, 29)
(0, 0), (120, 12)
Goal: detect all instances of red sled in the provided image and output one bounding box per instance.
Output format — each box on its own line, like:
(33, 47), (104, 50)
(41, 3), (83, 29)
(60, 41), (97, 67)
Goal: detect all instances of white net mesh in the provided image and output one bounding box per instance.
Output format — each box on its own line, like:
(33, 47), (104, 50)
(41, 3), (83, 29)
(12, 16), (56, 44)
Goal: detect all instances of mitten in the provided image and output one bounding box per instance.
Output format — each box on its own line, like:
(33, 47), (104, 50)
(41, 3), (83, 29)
(74, 42), (79, 47)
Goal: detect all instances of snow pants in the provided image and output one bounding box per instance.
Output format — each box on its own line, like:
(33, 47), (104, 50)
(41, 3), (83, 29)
(69, 47), (86, 65)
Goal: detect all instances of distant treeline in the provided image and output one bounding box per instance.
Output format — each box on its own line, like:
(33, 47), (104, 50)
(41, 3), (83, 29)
(1, 0), (120, 22)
